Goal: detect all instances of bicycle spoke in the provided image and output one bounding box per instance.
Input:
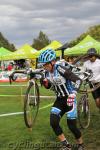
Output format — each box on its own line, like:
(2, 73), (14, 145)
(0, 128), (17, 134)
(78, 94), (90, 129)
(24, 82), (40, 128)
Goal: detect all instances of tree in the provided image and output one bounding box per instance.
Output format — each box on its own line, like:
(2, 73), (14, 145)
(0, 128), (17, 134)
(87, 25), (100, 41)
(69, 24), (100, 47)
(0, 32), (16, 51)
(31, 31), (51, 50)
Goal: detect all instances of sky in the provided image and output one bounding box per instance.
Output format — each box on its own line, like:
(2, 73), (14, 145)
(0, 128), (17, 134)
(0, 0), (100, 48)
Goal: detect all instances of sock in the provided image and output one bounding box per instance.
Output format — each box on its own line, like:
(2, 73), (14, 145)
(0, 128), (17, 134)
(61, 139), (69, 146)
(78, 143), (84, 145)
(77, 143), (84, 148)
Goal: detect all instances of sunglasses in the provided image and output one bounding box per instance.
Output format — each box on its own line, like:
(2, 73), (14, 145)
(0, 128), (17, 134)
(43, 62), (50, 66)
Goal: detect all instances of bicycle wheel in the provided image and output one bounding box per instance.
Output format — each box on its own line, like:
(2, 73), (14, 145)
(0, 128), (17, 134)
(78, 93), (90, 129)
(24, 81), (40, 128)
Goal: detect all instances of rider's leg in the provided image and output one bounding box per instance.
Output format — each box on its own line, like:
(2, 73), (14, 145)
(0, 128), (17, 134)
(67, 99), (84, 145)
(50, 98), (72, 149)
(90, 83), (100, 109)
(67, 120), (84, 150)
(67, 119), (83, 144)
(50, 113), (66, 141)
(50, 113), (71, 149)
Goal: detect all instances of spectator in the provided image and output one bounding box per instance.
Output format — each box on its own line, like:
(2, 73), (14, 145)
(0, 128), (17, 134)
(7, 63), (13, 71)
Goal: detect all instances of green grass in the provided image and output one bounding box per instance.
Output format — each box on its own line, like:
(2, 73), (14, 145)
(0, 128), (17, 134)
(0, 82), (100, 150)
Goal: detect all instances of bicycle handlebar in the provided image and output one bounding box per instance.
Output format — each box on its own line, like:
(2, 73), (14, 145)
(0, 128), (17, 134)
(79, 82), (100, 93)
(9, 69), (44, 84)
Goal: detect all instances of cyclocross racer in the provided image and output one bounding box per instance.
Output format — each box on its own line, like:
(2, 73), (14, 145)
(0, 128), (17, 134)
(38, 49), (84, 150)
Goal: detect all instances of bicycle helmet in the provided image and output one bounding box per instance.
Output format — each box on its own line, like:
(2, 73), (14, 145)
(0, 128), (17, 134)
(38, 49), (56, 65)
(87, 48), (97, 56)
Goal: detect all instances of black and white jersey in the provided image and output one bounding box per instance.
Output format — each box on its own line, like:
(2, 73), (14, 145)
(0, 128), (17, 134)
(45, 61), (82, 97)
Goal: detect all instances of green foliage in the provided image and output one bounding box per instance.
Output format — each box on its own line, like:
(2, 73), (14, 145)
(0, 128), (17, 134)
(87, 25), (100, 41)
(0, 32), (16, 51)
(69, 24), (100, 47)
(31, 31), (51, 50)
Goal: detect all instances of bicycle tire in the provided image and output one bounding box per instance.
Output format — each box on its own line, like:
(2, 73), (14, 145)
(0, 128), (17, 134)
(78, 93), (90, 129)
(24, 81), (40, 128)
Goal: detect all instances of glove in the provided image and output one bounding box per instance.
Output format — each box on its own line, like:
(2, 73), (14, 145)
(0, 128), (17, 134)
(42, 78), (49, 88)
(67, 93), (76, 106)
(42, 78), (52, 89)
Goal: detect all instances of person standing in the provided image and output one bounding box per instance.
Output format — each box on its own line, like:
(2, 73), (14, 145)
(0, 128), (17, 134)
(83, 48), (100, 109)
(7, 63), (13, 71)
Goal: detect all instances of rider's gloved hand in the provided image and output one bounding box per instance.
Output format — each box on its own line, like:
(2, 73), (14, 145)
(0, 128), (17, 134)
(67, 93), (76, 106)
(43, 79), (49, 88)
(42, 78), (51, 89)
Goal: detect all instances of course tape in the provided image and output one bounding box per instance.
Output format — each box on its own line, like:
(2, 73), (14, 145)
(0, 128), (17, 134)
(0, 103), (53, 117)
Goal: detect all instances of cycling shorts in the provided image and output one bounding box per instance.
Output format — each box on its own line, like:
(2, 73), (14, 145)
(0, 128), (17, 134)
(89, 83), (100, 100)
(50, 96), (77, 119)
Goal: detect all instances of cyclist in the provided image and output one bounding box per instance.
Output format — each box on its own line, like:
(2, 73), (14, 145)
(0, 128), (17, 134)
(83, 48), (100, 109)
(38, 49), (84, 150)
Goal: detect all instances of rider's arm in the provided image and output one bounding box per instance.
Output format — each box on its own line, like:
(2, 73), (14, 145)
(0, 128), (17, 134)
(57, 65), (82, 92)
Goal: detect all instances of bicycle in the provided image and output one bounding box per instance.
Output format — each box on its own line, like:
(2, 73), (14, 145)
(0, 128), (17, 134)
(71, 54), (100, 129)
(9, 69), (44, 129)
(9, 57), (100, 130)
(78, 80), (100, 129)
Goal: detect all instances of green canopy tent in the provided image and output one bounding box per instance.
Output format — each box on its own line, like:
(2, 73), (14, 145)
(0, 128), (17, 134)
(0, 47), (12, 60)
(64, 35), (100, 56)
(2, 41), (62, 60)
(2, 44), (37, 60)
(0, 47), (13, 70)
(34, 40), (62, 58)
